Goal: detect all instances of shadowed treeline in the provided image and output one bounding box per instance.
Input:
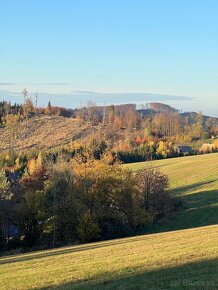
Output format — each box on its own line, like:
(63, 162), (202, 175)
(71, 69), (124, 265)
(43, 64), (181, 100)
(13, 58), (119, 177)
(0, 234), (157, 265)
(145, 188), (218, 235)
(171, 180), (217, 196)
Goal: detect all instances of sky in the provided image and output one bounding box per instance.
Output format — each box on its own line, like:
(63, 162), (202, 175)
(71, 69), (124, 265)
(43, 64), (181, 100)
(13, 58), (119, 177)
(0, 0), (218, 116)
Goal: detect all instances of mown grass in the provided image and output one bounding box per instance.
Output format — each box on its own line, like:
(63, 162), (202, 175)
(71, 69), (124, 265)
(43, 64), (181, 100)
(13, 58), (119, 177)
(0, 153), (217, 289)
(0, 225), (217, 289)
(125, 153), (218, 232)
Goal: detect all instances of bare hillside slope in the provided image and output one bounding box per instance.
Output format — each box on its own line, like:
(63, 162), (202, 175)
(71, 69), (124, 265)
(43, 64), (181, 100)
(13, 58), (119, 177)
(0, 115), (129, 152)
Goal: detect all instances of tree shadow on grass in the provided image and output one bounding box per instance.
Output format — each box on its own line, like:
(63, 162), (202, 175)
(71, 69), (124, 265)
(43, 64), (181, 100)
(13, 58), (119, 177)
(171, 180), (217, 196)
(147, 189), (218, 235)
(128, 160), (180, 171)
(41, 258), (218, 290)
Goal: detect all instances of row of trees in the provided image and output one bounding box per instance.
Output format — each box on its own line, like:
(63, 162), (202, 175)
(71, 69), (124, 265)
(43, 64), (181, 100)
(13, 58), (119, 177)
(1, 135), (218, 175)
(76, 103), (218, 141)
(0, 153), (178, 251)
(0, 90), (74, 127)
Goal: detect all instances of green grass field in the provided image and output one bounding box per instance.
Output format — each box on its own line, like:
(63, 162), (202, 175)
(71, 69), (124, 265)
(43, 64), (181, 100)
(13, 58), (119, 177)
(0, 153), (218, 289)
(125, 153), (218, 233)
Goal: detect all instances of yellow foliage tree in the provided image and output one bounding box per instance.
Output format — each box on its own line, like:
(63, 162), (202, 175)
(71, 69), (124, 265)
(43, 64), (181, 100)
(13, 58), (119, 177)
(28, 152), (43, 175)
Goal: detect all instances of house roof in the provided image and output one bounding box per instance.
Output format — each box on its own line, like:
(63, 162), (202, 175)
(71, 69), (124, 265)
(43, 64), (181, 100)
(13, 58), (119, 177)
(177, 145), (192, 152)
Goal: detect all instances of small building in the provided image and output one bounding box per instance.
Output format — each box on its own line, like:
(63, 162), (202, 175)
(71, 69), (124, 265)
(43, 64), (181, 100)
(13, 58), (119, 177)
(177, 145), (193, 154)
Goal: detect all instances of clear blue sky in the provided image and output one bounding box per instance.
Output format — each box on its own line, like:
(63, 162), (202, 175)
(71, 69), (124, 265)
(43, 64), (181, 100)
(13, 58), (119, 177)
(0, 0), (218, 115)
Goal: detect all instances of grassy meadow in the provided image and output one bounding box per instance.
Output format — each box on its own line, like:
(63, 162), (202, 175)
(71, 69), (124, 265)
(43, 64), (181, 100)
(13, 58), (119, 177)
(0, 225), (217, 289)
(125, 153), (218, 233)
(0, 153), (217, 289)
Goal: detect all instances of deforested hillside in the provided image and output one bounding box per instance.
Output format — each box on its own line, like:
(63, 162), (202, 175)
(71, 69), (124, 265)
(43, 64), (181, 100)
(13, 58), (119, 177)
(1, 100), (218, 157)
(0, 116), (85, 151)
(0, 105), (218, 164)
(0, 115), (131, 152)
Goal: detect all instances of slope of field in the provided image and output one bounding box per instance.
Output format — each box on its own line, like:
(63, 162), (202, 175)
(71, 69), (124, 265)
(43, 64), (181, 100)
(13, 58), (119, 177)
(0, 225), (217, 290)
(125, 153), (218, 232)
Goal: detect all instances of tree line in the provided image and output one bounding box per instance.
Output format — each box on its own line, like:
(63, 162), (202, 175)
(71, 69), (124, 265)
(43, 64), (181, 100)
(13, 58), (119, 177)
(0, 152), (180, 252)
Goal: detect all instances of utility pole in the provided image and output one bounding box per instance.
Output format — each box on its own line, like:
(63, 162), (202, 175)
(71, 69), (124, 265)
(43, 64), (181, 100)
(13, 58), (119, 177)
(35, 93), (38, 110)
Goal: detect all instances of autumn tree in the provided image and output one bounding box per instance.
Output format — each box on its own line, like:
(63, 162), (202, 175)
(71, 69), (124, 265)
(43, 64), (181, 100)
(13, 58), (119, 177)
(205, 117), (217, 137)
(125, 107), (137, 129)
(153, 112), (182, 137)
(27, 152), (43, 175)
(44, 161), (77, 246)
(19, 159), (47, 247)
(190, 112), (205, 140)
(5, 114), (20, 153)
(107, 105), (115, 124)
(136, 165), (171, 215)
(73, 154), (138, 237)
(23, 96), (34, 118)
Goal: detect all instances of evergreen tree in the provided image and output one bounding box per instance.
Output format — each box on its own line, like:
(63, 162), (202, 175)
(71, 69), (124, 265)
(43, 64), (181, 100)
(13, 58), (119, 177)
(0, 170), (13, 246)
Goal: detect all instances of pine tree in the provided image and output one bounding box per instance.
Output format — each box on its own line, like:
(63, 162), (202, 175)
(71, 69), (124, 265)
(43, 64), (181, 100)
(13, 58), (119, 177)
(48, 100), (52, 110)
(0, 170), (13, 245)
